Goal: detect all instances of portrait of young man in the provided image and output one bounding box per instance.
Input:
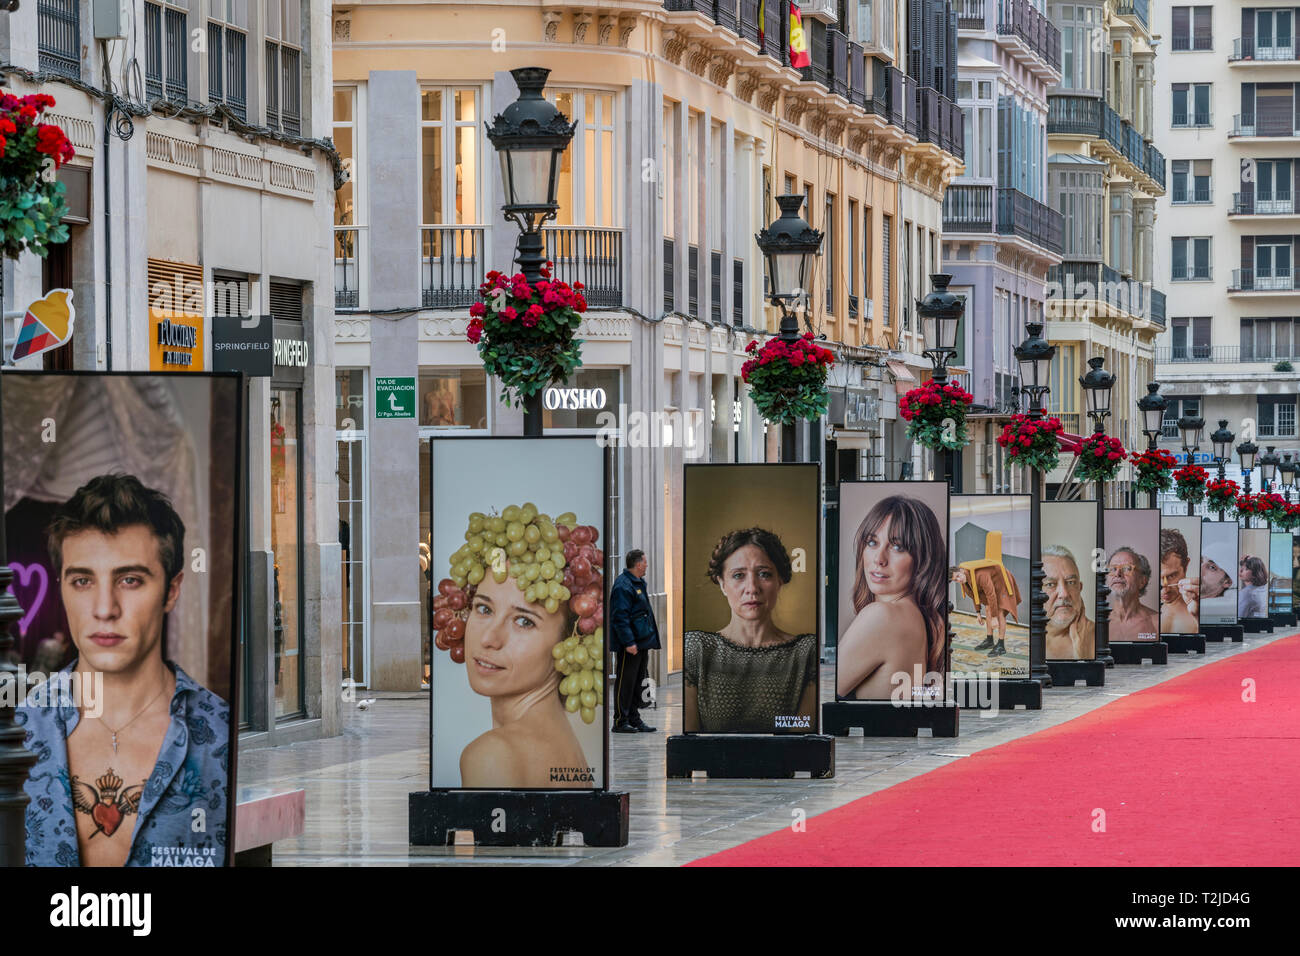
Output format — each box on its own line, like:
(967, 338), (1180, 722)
(17, 473), (230, 867)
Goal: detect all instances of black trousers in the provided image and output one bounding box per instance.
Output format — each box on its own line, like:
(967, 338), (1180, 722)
(613, 645), (649, 727)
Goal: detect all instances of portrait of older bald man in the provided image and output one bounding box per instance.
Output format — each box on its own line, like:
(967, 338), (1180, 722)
(1042, 544), (1095, 659)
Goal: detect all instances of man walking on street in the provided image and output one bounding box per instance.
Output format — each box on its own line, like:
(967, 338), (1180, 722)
(610, 549), (660, 733)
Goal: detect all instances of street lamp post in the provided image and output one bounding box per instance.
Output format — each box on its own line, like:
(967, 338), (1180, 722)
(756, 194), (825, 462)
(1014, 320), (1055, 690)
(1080, 356), (1115, 669)
(1237, 440), (1259, 527)
(486, 67), (577, 438)
(1137, 382), (1169, 510)
(1211, 419), (1235, 521)
(1177, 412), (1205, 516)
(1259, 446), (1280, 494)
(1281, 453), (1296, 503)
(917, 274), (963, 488)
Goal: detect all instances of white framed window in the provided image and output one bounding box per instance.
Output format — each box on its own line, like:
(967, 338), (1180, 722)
(334, 86), (364, 309)
(420, 87), (482, 227)
(957, 76), (995, 180)
(547, 89), (620, 227)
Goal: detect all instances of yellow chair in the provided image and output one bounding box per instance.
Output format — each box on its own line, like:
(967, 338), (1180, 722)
(957, 531), (1020, 622)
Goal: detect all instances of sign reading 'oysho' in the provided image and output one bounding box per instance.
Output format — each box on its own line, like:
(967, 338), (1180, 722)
(375, 377), (416, 418)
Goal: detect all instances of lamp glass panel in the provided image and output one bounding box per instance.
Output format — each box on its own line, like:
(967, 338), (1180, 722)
(502, 146), (554, 207)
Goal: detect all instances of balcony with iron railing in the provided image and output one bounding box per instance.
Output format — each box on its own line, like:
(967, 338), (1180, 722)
(956, 0), (985, 29)
(1115, 0), (1150, 35)
(1230, 268), (1299, 292)
(1230, 38), (1299, 63)
(1171, 263), (1213, 282)
(1230, 112), (1300, 138)
(996, 0), (1062, 74)
(334, 227), (361, 309)
(544, 227), (624, 308)
(1172, 110), (1214, 128)
(1231, 191), (1297, 216)
(1154, 345), (1288, 365)
(941, 184), (1062, 254)
(1046, 260), (1164, 325)
(1049, 94), (1163, 190)
(421, 226), (486, 308)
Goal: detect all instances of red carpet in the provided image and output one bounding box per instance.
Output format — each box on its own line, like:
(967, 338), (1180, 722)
(689, 633), (1300, 866)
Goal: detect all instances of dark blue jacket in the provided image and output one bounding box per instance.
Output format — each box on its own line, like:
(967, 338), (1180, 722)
(609, 569), (661, 651)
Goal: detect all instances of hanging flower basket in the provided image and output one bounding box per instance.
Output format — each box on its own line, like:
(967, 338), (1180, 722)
(741, 332), (835, 425)
(900, 379), (973, 451)
(996, 413), (1064, 473)
(0, 93), (75, 260)
(1275, 501), (1300, 532)
(1130, 448), (1178, 494)
(466, 262), (587, 407)
(1173, 463), (1209, 503)
(1205, 478), (1240, 514)
(1074, 433), (1127, 483)
(1256, 492), (1289, 525)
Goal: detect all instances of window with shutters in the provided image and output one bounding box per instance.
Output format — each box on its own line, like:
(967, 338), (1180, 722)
(1171, 160), (1213, 204)
(270, 280), (305, 323)
(265, 0), (302, 134)
(901, 221), (912, 331)
(1241, 317), (1300, 360)
(37, 0), (81, 80)
(825, 192), (836, 315)
(144, 2), (189, 105)
(882, 214), (892, 328)
(1171, 237), (1212, 281)
(1171, 7), (1213, 52)
(848, 199), (858, 318)
(210, 270), (251, 317)
(208, 1), (249, 121)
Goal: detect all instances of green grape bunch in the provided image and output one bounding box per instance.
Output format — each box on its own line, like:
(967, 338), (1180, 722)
(431, 503), (606, 724)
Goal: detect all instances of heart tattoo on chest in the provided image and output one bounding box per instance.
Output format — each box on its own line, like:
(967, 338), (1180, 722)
(72, 769), (144, 838)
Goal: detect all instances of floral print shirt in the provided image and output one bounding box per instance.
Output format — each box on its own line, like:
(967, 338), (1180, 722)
(18, 661), (230, 867)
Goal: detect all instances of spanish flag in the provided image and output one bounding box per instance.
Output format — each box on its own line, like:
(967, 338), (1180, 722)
(789, 3), (811, 69)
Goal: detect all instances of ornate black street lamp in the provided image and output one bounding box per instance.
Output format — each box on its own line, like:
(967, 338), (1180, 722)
(1211, 420), (1235, 521)
(487, 67), (577, 437)
(1238, 438), (1259, 505)
(756, 194), (824, 462)
(917, 274), (963, 485)
(1281, 453), (1296, 504)
(1259, 445), (1280, 493)
(1014, 320), (1055, 690)
(1137, 382), (1169, 508)
(1177, 412), (1205, 516)
(1080, 356), (1115, 668)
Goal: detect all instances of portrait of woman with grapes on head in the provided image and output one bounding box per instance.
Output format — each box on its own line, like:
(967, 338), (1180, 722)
(431, 501), (606, 789)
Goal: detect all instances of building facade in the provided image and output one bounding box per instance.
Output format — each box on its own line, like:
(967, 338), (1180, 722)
(330, 0), (964, 688)
(2, 0), (341, 746)
(943, 0), (1065, 494)
(1043, 0), (1167, 499)
(1154, 4), (1300, 476)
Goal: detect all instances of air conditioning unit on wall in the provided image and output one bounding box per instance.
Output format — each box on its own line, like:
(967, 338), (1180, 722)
(801, 0), (838, 24)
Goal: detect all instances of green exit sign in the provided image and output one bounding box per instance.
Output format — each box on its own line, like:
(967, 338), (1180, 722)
(375, 377), (416, 419)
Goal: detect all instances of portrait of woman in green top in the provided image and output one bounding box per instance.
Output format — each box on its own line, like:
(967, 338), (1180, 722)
(684, 527), (819, 734)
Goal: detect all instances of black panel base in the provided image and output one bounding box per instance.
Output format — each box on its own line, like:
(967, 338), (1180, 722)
(408, 789), (630, 847)
(821, 700), (960, 737)
(1110, 641), (1168, 665)
(665, 734), (834, 778)
(1163, 632), (1207, 655)
(951, 677), (1043, 710)
(1202, 624), (1243, 643)
(1270, 611), (1296, 629)
(1242, 616), (1270, 633)
(1046, 660), (1106, 687)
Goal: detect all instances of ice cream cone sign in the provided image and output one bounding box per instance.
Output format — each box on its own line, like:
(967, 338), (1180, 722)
(10, 289), (75, 363)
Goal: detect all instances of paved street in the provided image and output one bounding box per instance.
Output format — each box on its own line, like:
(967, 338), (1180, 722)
(237, 629), (1291, 865)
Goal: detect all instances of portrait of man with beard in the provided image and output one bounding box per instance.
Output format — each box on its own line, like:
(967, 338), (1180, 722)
(1106, 546), (1160, 641)
(1042, 544), (1095, 659)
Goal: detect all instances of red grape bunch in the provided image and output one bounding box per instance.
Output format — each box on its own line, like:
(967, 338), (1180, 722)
(431, 504), (606, 723)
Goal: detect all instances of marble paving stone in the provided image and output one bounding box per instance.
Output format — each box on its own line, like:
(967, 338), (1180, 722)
(237, 630), (1293, 865)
